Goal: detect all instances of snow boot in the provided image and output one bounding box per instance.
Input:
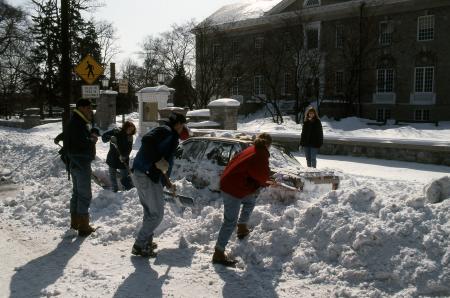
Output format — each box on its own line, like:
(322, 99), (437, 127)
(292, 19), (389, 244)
(237, 223), (250, 240)
(132, 243), (157, 258)
(212, 248), (238, 267)
(147, 239), (157, 250)
(77, 214), (96, 237)
(70, 213), (79, 230)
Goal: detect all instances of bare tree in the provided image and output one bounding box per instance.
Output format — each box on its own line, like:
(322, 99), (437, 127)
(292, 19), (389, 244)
(95, 20), (120, 66)
(193, 20), (231, 108)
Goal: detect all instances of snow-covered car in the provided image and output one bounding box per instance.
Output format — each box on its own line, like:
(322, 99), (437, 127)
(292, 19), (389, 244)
(172, 136), (339, 192)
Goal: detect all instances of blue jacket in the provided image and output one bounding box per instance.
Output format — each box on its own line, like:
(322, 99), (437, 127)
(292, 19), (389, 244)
(63, 110), (96, 163)
(132, 124), (179, 184)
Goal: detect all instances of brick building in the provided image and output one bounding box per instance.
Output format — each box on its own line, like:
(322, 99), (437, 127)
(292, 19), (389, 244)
(196, 0), (450, 122)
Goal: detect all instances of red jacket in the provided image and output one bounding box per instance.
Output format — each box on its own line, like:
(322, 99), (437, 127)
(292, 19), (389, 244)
(220, 145), (270, 198)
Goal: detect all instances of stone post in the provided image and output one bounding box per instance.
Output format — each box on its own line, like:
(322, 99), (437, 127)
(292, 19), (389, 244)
(95, 90), (117, 130)
(23, 108), (41, 129)
(207, 98), (240, 130)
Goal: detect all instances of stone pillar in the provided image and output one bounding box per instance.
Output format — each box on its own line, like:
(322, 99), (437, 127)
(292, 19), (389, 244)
(207, 98), (240, 130)
(95, 90), (117, 130)
(23, 108), (41, 129)
(137, 85), (174, 135)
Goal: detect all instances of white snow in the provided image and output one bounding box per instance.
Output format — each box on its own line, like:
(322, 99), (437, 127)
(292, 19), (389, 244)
(136, 85), (174, 93)
(208, 98), (241, 107)
(187, 121), (221, 128)
(186, 109), (210, 117)
(1, 114), (450, 297)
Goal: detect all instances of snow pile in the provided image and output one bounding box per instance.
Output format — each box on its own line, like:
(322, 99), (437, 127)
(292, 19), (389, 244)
(1, 121), (450, 296)
(424, 176), (450, 204)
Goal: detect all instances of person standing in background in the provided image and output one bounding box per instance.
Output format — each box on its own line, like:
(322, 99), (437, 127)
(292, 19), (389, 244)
(101, 121), (136, 192)
(300, 106), (323, 168)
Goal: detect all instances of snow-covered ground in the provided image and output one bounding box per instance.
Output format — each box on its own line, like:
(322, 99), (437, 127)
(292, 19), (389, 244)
(1, 116), (449, 297)
(238, 110), (450, 145)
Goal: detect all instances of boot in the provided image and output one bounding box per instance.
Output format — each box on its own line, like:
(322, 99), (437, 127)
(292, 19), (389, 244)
(78, 214), (96, 237)
(237, 223), (250, 240)
(147, 240), (157, 250)
(70, 213), (79, 230)
(132, 243), (157, 258)
(212, 248), (237, 267)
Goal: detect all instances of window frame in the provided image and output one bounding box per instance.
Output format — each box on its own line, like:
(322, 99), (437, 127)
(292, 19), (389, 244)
(379, 21), (393, 46)
(414, 66), (434, 93)
(253, 75), (265, 96)
(417, 15), (435, 42)
(304, 0), (321, 8)
(376, 68), (395, 93)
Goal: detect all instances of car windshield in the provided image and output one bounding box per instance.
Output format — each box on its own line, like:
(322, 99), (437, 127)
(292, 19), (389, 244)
(269, 145), (302, 168)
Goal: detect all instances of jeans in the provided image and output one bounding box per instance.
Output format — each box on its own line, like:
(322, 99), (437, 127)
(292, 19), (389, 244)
(109, 167), (132, 192)
(69, 157), (92, 215)
(304, 146), (318, 168)
(215, 192), (256, 251)
(132, 170), (165, 249)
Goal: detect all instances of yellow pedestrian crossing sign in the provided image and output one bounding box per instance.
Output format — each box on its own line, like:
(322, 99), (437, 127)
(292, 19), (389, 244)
(75, 55), (104, 85)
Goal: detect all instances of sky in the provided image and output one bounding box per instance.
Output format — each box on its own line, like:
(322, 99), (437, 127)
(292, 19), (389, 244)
(12, 0), (239, 70)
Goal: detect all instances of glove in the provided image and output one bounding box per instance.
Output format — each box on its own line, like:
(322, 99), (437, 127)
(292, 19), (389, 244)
(110, 136), (117, 144)
(119, 155), (127, 163)
(155, 158), (169, 174)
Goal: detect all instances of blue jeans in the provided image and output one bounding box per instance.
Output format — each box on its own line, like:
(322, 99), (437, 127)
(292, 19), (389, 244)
(132, 170), (165, 249)
(69, 157), (92, 215)
(215, 192), (256, 251)
(304, 146), (318, 168)
(109, 167), (132, 192)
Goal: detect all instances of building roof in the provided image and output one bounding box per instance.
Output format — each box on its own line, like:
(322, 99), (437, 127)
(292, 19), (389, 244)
(204, 0), (281, 26)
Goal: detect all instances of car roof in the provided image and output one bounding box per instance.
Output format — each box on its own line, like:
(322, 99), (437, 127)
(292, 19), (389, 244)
(184, 136), (253, 144)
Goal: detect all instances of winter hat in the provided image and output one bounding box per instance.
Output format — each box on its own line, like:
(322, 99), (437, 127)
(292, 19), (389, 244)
(76, 99), (92, 108)
(168, 112), (187, 126)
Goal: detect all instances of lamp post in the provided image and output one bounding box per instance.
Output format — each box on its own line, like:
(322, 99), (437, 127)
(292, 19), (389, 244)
(101, 78), (109, 90)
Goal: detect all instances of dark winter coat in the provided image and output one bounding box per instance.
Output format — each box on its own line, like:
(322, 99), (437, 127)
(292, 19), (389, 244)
(102, 129), (133, 169)
(300, 118), (323, 148)
(132, 123), (179, 184)
(220, 145), (270, 198)
(63, 110), (96, 163)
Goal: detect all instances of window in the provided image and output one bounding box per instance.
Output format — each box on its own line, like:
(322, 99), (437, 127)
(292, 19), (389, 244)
(379, 21), (393, 45)
(335, 71), (344, 93)
(212, 43), (221, 60)
(255, 37), (264, 55)
(417, 15), (434, 41)
(253, 75), (264, 95)
(377, 69), (394, 93)
(304, 0), (320, 7)
(282, 73), (293, 95)
(204, 142), (236, 166)
(376, 109), (391, 122)
(179, 140), (207, 161)
(415, 67), (434, 93)
(231, 41), (240, 60)
(414, 109), (430, 121)
(336, 25), (344, 48)
(231, 77), (240, 96)
(306, 27), (319, 49)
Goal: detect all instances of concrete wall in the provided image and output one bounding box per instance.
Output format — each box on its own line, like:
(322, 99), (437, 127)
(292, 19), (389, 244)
(191, 128), (450, 166)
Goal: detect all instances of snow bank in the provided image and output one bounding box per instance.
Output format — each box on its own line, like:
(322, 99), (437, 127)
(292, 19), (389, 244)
(1, 120), (450, 297)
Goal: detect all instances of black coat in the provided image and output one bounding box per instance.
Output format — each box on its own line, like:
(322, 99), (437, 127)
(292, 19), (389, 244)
(300, 118), (323, 148)
(102, 129), (133, 169)
(63, 111), (96, 161)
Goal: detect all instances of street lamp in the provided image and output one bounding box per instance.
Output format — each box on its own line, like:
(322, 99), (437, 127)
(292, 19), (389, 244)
(101, 78), (109, 89)
(157, 73), (165, 85)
